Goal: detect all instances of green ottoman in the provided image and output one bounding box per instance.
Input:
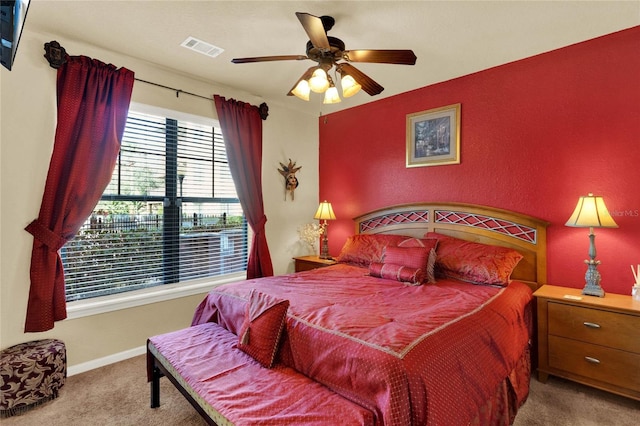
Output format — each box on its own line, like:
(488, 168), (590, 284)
(0, 339), (66, 417)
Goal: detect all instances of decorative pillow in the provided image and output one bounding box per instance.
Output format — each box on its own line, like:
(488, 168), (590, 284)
(424, 232), (523, 286)
(397, 237), (438, 251)
(397, 238), (439, 283)
(369, 262), (425, 285)
(384, 246), (429, 269)
(336, 234), (408, 266)
(237, 289), (289, 368)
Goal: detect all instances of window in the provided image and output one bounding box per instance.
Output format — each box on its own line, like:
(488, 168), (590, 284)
(61, 110), (248, 302)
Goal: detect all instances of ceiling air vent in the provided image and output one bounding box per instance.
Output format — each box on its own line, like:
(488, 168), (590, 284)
(180, 36), (224, 58)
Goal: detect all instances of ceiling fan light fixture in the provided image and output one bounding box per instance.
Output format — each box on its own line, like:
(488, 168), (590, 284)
(323, 86), (341, 104)
(232, 13), (416, 102)
(341, 74), (361, 98)
(291, 79), (311, 101)
(309, 68), (330, 93)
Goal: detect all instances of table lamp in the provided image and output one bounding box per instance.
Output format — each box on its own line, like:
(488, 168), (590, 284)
(314, 201), (336, 259)
(565, 193), (618, 297)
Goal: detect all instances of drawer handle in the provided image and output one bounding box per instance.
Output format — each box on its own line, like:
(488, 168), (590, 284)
(584, 356), (601, 364)
(583, 322), (601, 329)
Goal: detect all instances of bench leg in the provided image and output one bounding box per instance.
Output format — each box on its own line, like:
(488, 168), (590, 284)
(151, 366), (161, 408)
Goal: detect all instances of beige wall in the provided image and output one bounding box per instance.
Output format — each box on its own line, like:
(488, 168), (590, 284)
(0, 28), (319, 369)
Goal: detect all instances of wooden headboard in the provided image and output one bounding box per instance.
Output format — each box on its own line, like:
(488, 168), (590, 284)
(354, 203), (548, 289)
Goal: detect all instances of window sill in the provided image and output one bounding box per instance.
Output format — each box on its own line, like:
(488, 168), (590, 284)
(66, 272), (246, 319)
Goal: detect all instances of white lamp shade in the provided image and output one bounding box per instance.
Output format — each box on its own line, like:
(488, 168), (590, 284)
(323, 86), (341, 104)
(309, 68), (329, 93)
(565, 193), (618, 228)
(291, 79), (310, 101)
(341, 74), (361, 98)
(314, 201), (336, 221)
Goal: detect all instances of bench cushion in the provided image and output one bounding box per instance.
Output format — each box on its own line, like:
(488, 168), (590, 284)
(148, 323), (374, 425)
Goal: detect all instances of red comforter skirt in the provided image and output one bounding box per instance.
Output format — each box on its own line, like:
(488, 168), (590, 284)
(192, 264), (533, 425)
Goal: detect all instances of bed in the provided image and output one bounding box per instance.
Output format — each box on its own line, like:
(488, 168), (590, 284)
(148, 202), (548, 425)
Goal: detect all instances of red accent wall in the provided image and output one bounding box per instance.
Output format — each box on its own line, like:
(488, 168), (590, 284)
(319, 26), (640, 295)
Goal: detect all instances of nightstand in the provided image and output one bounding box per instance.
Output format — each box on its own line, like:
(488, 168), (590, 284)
(534, 284), (640, 401)
(293, 255), (337, 272)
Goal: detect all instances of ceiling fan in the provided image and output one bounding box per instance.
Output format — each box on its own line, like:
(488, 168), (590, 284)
(231, 12), (417, 103)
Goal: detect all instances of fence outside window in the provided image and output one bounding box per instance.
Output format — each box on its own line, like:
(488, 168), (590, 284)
(63, 212), (247, 301)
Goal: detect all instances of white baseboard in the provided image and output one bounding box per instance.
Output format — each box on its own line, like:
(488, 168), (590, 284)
(67, 345), (146, 376)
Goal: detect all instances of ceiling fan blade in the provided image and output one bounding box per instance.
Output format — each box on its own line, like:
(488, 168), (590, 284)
(296, 12), (330, 50)
(287, 66), (317, 96)
(232, 55), (308, 64)
(343, 49), (417, 65)
(337, 63), (384, 96)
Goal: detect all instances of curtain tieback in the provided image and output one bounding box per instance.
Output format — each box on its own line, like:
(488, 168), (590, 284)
(255, 215), (268, 232)
(25, 219), (68, 252)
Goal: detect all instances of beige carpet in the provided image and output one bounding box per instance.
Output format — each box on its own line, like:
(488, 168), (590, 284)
(514, 375), (639, 426)
(1, 355), (206, 426)
(2, 355), (638, 425)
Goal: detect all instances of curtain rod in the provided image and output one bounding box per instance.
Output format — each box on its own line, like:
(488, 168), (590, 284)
(134, 77), (212, 101)
(43, 40), (269, 120)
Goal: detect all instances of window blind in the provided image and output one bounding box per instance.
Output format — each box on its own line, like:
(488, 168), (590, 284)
(62, 111), (248, 301)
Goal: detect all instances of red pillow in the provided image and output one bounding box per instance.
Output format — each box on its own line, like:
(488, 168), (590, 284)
(397, 237), (438, 251)
(336, 234), (408, 266)
(397, 238), (439, 283)
(237, 290), (289, 368)
(424, 232), (523, 286)
(383, 246), (429, 269)
(369, 262), (425, 285)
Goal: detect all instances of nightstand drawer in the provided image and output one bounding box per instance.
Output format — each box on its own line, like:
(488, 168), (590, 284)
(549, 335), (640, 393)
(295, 260), (324, 272)
(548, 302), (640, 353)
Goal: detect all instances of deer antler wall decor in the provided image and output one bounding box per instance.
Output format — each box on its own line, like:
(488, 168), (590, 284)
(278, 159), (302, 201)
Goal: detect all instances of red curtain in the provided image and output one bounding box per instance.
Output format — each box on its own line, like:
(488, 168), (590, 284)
(214, 95), (273, 279)
(24, 56), (135, 332)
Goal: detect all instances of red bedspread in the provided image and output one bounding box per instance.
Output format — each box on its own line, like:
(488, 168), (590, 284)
(192, 264), (533, 426)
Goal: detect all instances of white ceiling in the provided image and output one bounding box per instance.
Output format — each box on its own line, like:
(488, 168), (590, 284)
(26, 1), (640, 115)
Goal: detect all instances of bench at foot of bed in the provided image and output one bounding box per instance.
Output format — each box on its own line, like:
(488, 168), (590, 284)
(147, 322), (375, 426)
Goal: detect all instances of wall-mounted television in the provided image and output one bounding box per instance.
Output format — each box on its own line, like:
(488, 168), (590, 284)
(1, 0), (30, 71)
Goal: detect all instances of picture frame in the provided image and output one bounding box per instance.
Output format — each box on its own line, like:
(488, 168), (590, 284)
(406, 103), (460, 168)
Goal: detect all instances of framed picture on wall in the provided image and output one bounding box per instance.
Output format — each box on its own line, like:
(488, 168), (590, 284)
(406, 103), (460, 168)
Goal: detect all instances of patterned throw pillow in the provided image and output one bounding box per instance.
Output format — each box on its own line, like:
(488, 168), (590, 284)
(383, 246), (429, 269)
(237, 289), (289, 368)
(336, 234), (409, 266)
(396, 238), (439, 283)
(424, 232), (523, 286)
(396, 238), (437, 250)
(369, 262), (425, 285)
